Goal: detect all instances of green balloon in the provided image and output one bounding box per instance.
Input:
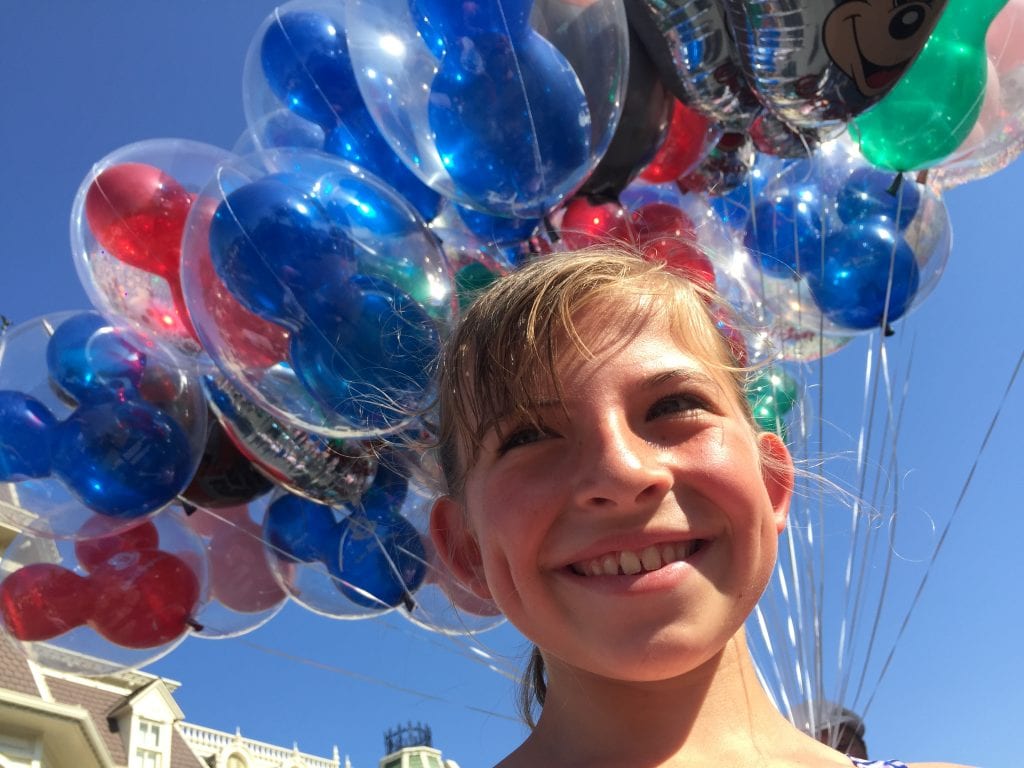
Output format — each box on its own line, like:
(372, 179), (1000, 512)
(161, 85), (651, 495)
(849, 0), (1008, 171)
(746, 367), (798, 436)
(455, 262), (501, 312)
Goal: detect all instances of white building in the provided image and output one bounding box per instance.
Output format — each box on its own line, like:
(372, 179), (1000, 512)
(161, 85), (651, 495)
(0, 635), (347, 768)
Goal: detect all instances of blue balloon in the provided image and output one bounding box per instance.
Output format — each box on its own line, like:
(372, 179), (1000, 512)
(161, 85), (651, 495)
(261, 10), (442, 222)
(410, 0), (447, 58)
(265, 493), (341, 563)
(289, 274), (441, 429)
(46, 312), (146, 404)
(426, 2), (591, 216)
(316, 165), (427, 239)
(208, 176), (354, 325)
(323, 123), (442, 224)
(51, 400), (194, 518)
(809, 220), (920, 331)
(0, 391), (57, 482)
(261, 11), (361, 129)
(331, 510), (427, 609)
(360, 460), (409, 522)
(454, 204), (539, 245)
(744, 185), (826, 279)
(837, 169), (920, 230)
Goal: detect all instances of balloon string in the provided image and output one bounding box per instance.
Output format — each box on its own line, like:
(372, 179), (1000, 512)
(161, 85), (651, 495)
(860, 343), (1024, 719)
(232, 636), (520, 722)
(838, 185), (911, 708)
(850, 337), (915, 710)
(835, 340), (874, 688)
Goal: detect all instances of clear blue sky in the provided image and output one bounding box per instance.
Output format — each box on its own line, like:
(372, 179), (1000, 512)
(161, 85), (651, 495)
(1, 4), (1021, 767)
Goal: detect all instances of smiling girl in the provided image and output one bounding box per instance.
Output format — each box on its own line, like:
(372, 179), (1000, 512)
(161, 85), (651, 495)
(428, 248), (967, 768)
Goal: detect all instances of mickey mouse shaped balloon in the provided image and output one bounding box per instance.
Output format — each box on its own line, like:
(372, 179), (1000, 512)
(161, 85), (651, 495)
(344, 0), (629, 218)
(0, 510), (208, 674)
(180, 149), (455, 441)
(0, 312), (206, 540)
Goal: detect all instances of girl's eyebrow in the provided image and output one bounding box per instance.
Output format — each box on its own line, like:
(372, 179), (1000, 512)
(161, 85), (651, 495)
(643, 368), (721, 391)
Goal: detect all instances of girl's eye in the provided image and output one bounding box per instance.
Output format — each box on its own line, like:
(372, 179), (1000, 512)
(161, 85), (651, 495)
(497, 425), (555, 455)
(646, 394), (708, 421)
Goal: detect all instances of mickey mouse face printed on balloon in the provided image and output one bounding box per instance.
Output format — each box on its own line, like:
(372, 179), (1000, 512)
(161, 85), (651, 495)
(0, 312), (206, 540)
(181, 149), (455, 440)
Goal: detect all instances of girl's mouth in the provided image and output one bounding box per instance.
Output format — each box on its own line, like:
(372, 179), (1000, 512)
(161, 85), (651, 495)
(569, 540), (706, 577)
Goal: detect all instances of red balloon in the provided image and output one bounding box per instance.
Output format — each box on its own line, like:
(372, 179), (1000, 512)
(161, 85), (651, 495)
(632, 203), (715, 288)
(208, 518), (286, 613)
(0, 564), (95, 641)
(85, 164), (197, 339)
(191, 197), (291, 370)
(89, 550), (200, 649)
(640, 100), (717, 184)
(74, 519), (160, 573)
(559, 196), (633, 251)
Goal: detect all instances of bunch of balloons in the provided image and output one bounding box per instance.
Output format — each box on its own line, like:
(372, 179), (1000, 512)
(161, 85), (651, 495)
(1, 0), (1021, 684)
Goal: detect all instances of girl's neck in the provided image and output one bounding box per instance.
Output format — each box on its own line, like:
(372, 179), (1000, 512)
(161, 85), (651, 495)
(508, 632), (843, 768)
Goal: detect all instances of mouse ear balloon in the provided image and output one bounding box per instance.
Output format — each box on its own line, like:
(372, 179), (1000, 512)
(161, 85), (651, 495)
(181, 149), (454, 439)
(0, 313), (206, 540)
(344, 0), (628, 218)
(70, 140), (234, 355)
(243, 3), (443, 222)
(850, 0), (1008, 171)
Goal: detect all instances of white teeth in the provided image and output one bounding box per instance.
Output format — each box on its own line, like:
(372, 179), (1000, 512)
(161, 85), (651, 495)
(640, 546), (662, 571)
(660, 544), (675, 564)
(619, 550), (642, 575)
(573, 540), (704, 577)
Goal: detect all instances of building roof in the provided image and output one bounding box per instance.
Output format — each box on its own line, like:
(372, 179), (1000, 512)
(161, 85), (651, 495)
(0, 634), (40, 698)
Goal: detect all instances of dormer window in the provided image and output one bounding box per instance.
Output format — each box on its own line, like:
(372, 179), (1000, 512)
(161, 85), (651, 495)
(135, 718), (163, 768)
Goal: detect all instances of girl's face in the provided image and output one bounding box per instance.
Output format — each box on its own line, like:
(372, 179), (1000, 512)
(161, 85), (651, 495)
(431, 303), (793, 684)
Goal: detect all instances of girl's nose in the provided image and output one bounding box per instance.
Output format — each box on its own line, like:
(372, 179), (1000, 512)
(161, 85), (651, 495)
(570, 415), (673, 511)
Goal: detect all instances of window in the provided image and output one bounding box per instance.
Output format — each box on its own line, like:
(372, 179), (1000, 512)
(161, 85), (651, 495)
(226, 754), (248, 768)
(135, 719), (163, 768)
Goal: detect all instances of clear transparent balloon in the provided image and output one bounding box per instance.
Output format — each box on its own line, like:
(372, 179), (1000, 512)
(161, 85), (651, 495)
(256, 492), (394, 620)
(931, 0), (1024, 191)
(732, 139), (951, 337)
(384, 480), (505, 635)
(233, 108), (327, 156)
(69, 139), (234, 356)
(0, 509), (208, 675)
(344, 0), (629, 217)
(180, 148), (455, 440)
(183, 504), (288, 638)
(203, 376), (379, 507)
(0, 312), (207, 539)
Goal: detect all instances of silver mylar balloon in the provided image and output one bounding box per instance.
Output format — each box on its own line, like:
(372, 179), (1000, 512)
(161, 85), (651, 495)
(625, 0), (762, 131)
(722, 0), (947, 132)
(203, 376), (377, 507)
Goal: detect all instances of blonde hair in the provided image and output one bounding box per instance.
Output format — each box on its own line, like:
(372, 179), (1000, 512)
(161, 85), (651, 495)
(432, 245), (758, 726)
(435, 246), (752, 498)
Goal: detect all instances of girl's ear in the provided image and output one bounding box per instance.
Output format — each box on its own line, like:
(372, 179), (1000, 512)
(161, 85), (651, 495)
(758, 432), (794, 534)
(429, 496), (493, 600)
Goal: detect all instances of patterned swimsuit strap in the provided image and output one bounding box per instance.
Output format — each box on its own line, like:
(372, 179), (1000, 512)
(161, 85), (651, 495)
(850, 759), (910, 768)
